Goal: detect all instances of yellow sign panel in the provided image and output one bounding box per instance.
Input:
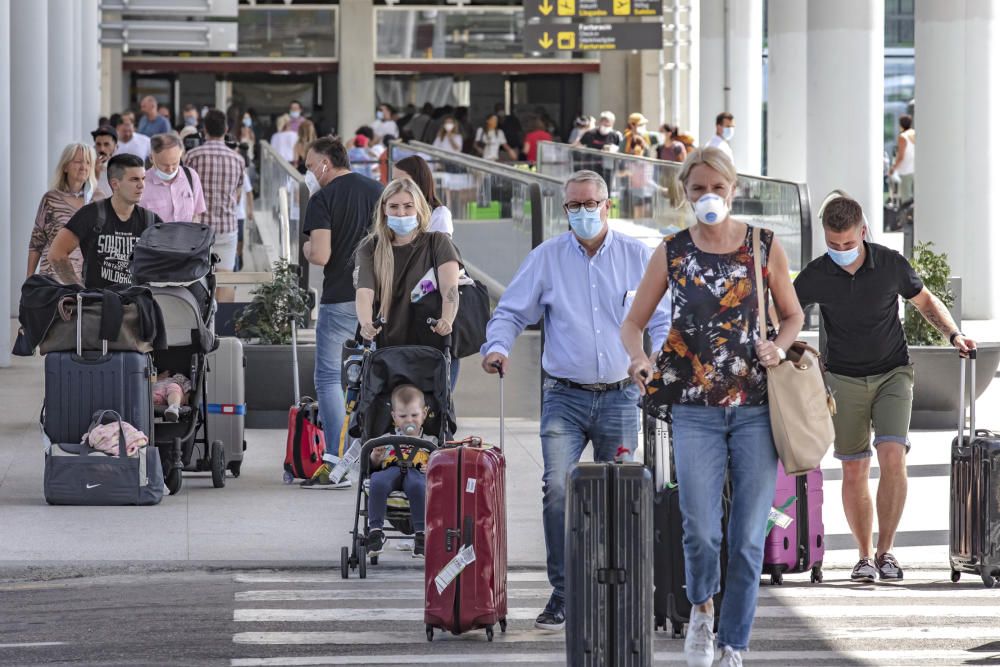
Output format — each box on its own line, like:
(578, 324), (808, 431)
(557, 31), (576, 49)
(557, 0), (575, 15)
(612, 0), (630, 15)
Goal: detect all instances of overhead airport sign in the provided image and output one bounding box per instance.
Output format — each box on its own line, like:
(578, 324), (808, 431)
(524, 21), (662, 52)
(524, 0), (662, 18)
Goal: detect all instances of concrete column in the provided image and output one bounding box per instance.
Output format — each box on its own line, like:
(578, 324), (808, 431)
(806, 0), (883, 258)
(80, 0), (100, 134)
(914, 0), (999, 318)
(699, 0), (763, 173)
(686, 0), (700, 141)
(338, 0), (376, 138)
(765, 0), (807, 180)
(11, 1), (47, 313)
(597, 51), (629, 124)
(48, 0), (75, 166)
(638, 49), (665, 126)
(0, 0), (12, 362)
(582, 72), (600, 121)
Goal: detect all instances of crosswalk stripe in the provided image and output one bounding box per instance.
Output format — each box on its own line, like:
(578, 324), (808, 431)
(234, 571), (548, 584)
(235, 588), (550, 602)
(229, 649), (1000, 666)
(235, 608), (542, 622)
(758, 583), (1000, 599)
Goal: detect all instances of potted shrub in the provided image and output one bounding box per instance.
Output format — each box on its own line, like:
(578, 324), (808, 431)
(905, 242), (999, 429)
(234, 260), (318, 428)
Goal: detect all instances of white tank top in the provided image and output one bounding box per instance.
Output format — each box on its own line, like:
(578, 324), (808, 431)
(897, 133), (915, 175)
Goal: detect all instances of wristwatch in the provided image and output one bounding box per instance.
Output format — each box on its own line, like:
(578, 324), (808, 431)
(949, 331), (964, 346)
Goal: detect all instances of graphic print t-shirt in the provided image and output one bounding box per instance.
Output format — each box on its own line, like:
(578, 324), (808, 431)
(65, 199), (161, 288)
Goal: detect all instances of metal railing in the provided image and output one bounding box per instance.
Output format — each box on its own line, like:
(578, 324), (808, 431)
(258, 140), (310, 293)
(536, 141), (812, 272)
(389, 141), (566, 297)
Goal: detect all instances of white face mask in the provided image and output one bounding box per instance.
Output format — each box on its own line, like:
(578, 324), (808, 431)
(598, 125), (611, 136)
(305, 170), (321, 195)
(443, 122), (455, 132)
(693, 193), (730, 225)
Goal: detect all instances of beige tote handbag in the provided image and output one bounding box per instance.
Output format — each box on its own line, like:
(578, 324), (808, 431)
(752, 227), (836, 475)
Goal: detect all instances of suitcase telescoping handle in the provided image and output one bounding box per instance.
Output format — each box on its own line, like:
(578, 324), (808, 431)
(957, 349), (978, 445)
(290, 312), (301, 406)
(75, 292), (108, 357)
(491, 360), (504, 453)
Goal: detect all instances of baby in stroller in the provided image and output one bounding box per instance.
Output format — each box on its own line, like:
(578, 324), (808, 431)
(153, 370), (192, 422)
(366, 384), (435, 559)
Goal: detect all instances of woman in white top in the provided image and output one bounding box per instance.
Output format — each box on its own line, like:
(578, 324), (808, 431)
(432, 116), (463, 153)
(889, 113), (916, 203)
(474, 113), (517, 161)
(393, 155), (453, 236)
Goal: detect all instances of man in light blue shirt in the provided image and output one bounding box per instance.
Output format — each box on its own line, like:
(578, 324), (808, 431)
(137, 96), (172, 137)
(482, 169), (669, 632)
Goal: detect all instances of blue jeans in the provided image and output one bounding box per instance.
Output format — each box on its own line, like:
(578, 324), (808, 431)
(368, 466), (426, 532)
(315, 302), (358, 458)
(671, 404), (778, 651)
(540, 379), (640, 601)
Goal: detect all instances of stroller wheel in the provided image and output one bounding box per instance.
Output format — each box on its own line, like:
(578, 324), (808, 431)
(358, 546), (368, 579)
(370, 554), (379, 566)
(228, 460), (242, 478)
(211, 441), (226, 488)
(166, 468), (183, 495)
(425, 625), (434, 642)
(340, 546), (350, 579)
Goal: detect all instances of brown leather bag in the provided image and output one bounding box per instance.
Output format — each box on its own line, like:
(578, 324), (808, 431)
(752, 226), (836, 475)
(39, 295), (152, 355)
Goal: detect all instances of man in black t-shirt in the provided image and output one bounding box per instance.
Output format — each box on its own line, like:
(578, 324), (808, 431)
(300, 136), (384, 489)
(794, 194), (976, 583)
(575, 110), (623, 152)
(49, 154), (162, 287)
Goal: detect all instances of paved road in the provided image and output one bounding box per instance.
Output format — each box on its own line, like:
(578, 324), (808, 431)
(2, 566), (999, 666)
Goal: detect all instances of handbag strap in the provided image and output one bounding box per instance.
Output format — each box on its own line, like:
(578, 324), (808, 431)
(751, 226), (767, 339)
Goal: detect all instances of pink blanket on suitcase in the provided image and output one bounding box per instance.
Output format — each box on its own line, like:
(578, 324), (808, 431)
(84, 422), (149, 457)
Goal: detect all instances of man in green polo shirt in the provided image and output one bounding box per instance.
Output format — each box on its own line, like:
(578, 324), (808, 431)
(794, 193), (976, 582)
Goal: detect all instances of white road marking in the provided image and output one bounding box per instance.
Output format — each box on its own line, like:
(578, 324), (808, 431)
(235, 608), (542, 622)
(234, 571), (548, 584)
(236, 588), (549, 602)
(0, 643), (67, 649)
(759, 584), (1000, 599)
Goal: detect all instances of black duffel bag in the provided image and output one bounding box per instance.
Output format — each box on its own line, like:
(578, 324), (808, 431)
(43, 410), (164, 507)
(411, 256), (491, 359)
(131, 222), (215, 285)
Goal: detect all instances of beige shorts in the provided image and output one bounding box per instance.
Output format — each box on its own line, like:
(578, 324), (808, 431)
(826, 365), (914, 461)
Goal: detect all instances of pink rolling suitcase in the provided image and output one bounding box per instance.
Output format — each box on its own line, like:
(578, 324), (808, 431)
(763, 462), (825, 584)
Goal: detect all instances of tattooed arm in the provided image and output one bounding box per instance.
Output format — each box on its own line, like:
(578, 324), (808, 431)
(909, 287), (976, 353)
(433, 260), (460, 336)
(47, 228), (84, 285)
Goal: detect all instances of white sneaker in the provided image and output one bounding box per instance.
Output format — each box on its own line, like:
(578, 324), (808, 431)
(718, 645), (743, 667)
(684, 609), (716, 667)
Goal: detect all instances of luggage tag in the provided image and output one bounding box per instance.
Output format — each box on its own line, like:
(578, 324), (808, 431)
(766, 495), (797, 535)
(434, 544), (477, 594)
(410, 269), (438, 303)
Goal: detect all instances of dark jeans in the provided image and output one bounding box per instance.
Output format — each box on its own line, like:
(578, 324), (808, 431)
(368, 466), (426, 532)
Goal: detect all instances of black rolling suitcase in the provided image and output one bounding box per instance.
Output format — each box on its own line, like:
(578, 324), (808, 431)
(43, 294), (154, 445)
(644, 411), (727, 638)
(566, 462), (653, 667)
(949, 350), (1000, 588)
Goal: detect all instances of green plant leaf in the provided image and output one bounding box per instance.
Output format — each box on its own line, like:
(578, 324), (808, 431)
(903, 242), (953, 347)
(233, 259), (310, 345)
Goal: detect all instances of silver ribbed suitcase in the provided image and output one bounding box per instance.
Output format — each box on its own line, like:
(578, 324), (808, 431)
(202, 336), (246, 476)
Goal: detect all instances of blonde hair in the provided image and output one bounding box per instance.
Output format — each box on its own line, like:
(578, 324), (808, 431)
(361, 178), (432, 320)
(670, 146), (738, 208)
(296, 119), (316, 147)
(50, 143), (97, 194)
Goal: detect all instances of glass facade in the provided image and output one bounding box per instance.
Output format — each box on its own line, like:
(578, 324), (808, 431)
(238, 7), (337, 58)
(376, 8), (528, 60)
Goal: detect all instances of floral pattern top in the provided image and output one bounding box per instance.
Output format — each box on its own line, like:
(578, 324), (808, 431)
(648, 225), (775, 407)
(30, 189), (105, 280)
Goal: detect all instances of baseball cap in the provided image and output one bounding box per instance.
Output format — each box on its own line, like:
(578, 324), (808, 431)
(91, 125), (117, 142)
(628, 112), (649, 126)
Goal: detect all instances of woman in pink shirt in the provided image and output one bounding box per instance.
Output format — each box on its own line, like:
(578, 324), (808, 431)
(141, 133), (207, 223)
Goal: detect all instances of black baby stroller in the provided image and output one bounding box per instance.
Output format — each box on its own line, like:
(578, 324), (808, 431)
(340, 337), (456, 579)
(130, 222), (224, 494)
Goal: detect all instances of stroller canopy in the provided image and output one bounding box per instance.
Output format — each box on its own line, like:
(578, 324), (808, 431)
(351, 345), (456, 443)
(131, 222), (215, 286)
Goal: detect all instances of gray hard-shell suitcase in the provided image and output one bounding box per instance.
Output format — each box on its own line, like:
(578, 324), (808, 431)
(566, 462), (654, 667)
(202, 336), (246, 476)
(949, 350), (1000, 588)
(43, 294), (154, 444)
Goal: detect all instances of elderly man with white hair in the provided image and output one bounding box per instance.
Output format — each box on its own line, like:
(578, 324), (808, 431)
(480, 169), (670, 632)
(138, 95), (171, 137)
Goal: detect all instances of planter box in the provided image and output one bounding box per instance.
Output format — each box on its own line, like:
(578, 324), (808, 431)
(910, 343), (1000, 429)
(243, 343), (318, 429)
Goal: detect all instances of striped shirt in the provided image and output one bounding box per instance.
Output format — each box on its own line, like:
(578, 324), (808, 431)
(183, 140), (244, 235)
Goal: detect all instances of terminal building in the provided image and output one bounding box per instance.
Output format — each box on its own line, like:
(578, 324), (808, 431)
(0, 0), (997, 368)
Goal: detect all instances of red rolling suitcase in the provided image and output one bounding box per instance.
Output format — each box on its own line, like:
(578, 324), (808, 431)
(424, 369), (507, 641)
(282, 317), (327, 482)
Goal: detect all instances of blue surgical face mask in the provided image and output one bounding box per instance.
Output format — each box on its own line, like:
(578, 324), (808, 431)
(289, 110), (301, 119)
(387, 214), (419, 235)
(827, 245), (860, 266)
(567, 207), (604, 240)
(722, 126), (735, 141)
(184, 115), (198, 127)
(242, 116), (252, 128)
(155, 167), (178, 182)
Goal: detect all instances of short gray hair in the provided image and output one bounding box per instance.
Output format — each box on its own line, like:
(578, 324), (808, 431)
(150, 132), (183, 154)
(563, 170), (609, 200)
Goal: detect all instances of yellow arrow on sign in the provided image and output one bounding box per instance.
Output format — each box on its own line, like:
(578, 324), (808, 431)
(539, 31), (554, 48)
(538, 0), (554, 15)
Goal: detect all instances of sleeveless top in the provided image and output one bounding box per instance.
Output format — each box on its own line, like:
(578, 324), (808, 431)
(649, 225), (775, 407)
(897, 132), (915, 175)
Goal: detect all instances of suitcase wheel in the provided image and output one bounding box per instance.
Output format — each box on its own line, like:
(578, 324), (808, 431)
(981, 572), (995, 589)
(950, 570), (961, 583)
(283, 470), (294, 484)
(228, 460), (242, 478)
(671, 621), (683, 638)
(425, 625), (434, 642)
(654, 614), (665, 632)
(370, 554), (379, 566)
(340, 546), (350, 579)
(810, 566), (823, 584)
(485, 626), (494, 642)
(770, 571), (783, 586)
(499, 618), (507, 633)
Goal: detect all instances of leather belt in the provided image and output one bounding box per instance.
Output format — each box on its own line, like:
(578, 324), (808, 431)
(551, 377), (631, 392)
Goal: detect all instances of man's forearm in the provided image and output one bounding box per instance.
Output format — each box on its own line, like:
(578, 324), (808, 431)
(51, 258), (80, 285)
(919, 292), (960, 338)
